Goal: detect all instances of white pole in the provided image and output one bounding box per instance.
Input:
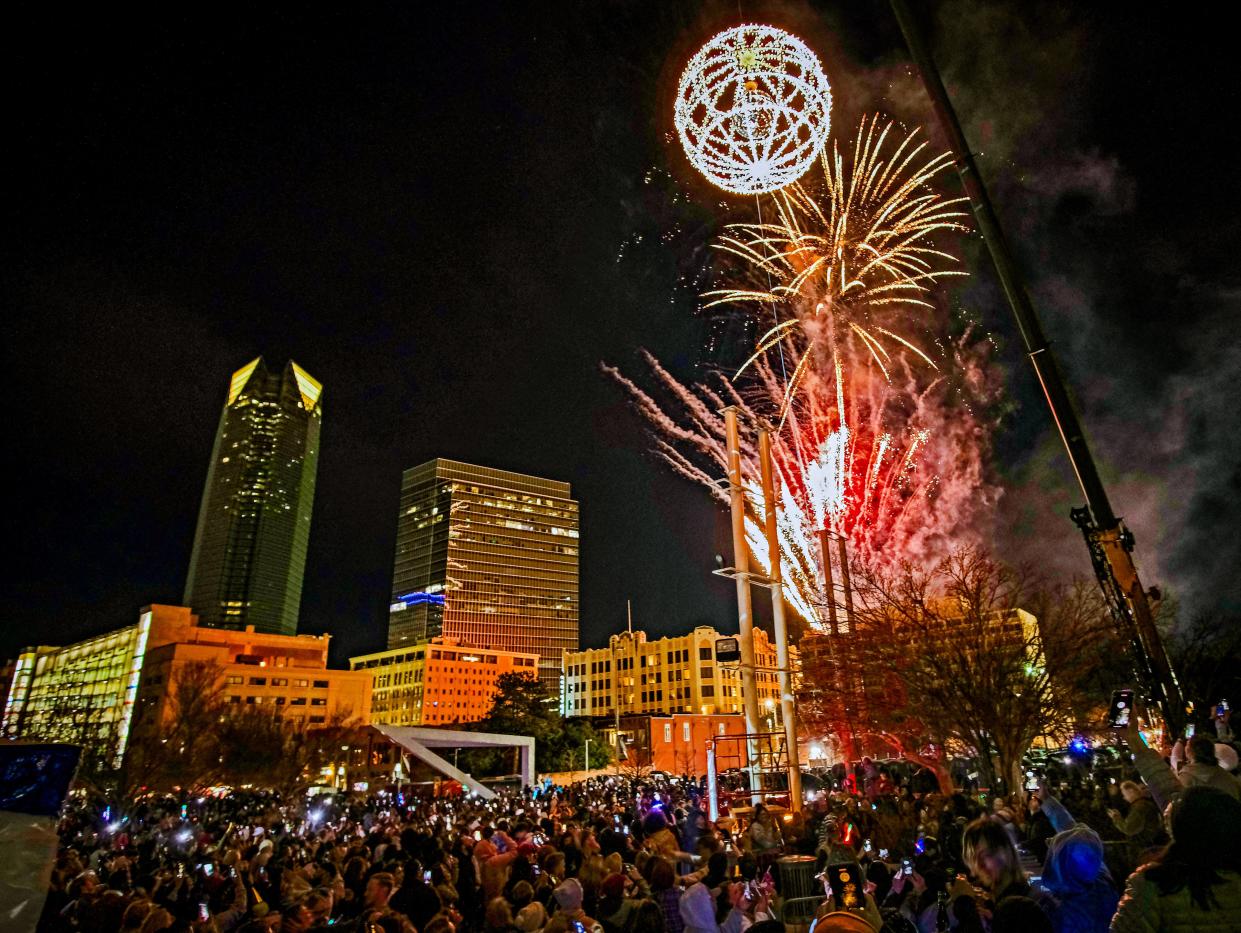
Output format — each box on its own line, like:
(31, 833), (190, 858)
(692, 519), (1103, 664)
(760, 428), (802, 811)
(723, 407), (762, 805)
(706, 740), (719, 822)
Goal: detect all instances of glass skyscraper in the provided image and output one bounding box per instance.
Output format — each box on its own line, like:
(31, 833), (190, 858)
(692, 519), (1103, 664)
(388, 459), (580, 688)
(184, 358), (322, 635)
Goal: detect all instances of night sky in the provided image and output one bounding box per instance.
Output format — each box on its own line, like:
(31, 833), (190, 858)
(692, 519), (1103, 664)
(7, 2), (1240, 667)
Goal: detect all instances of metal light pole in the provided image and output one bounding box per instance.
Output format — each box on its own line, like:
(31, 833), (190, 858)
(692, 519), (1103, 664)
(759, 427), (803, 811)
(723, 407), (763, 803)
(585, 738), (591, 776)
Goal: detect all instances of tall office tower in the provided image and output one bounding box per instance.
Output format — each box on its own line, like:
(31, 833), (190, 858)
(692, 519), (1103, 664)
(184, 358), (322, 635)
(388, 459), (579, 688)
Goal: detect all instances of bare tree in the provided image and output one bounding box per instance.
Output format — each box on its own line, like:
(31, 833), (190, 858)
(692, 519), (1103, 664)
(160, 659), (226, 788)
(810, 547), (1119, 794)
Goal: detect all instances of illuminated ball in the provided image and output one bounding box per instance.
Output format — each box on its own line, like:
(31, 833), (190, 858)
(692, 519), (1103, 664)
(675, 24), (832, 195)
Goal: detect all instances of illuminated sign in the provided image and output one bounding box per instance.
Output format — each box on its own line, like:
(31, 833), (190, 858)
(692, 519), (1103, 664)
(397, 590), (446, 607)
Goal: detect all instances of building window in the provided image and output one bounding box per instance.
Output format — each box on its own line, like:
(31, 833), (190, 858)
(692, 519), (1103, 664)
(249, 677), (266, 685)
(226, 676), (243, 685)
(683, 722), (691, 742)
(290, 697), (307, 706)
(313, 680), (329, 689)
(664, 723), (672, 743)
(272, 678), (288, 686)
(311, 698), (326, 706)
(702, 685), (714, 697)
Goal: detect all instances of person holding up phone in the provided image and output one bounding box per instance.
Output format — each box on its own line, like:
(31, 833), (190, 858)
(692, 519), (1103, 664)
(1119, 693), (1241, 804)
(810, 859), (883, 932)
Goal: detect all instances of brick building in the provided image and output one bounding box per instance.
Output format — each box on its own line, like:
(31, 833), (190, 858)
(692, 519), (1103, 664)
(350, 638), (538, 727)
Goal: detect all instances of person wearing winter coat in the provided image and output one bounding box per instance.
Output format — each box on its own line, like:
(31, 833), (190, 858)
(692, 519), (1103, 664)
(1107, 783), (1164, 854)
(678, 880), (747, 933)
(1034, 824), (1119, 933)
(1110, 785), (1241, 932)
(1174, 736), (1241, 800)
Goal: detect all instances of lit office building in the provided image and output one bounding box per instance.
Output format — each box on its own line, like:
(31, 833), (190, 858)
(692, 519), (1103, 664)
(387, 459), (579, 688)
(2, 613), (152, 768)
(561, 625), (798, 723)
(134, 606), (370, 736)
(350, 639), (538, 727)
(184, 358), (323, 636)
(1, 605), (370, 770)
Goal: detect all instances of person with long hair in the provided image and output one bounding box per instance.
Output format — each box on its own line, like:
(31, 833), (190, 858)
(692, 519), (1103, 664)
(1110, 785), (1241, 931)
(961, 817), (1039, 907)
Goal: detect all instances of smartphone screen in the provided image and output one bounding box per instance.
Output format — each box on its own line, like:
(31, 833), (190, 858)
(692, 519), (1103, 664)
(1109, 689), (1135, 728)
(826, 864), (863, 910)
(901, 858), (913, 875)
(423, 870), (432, 882)
(1186, 724), (1196, 739)
(198, 903), (210, 923)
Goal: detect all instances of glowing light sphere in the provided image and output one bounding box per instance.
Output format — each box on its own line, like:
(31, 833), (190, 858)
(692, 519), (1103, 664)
(675, 24), (832, 195)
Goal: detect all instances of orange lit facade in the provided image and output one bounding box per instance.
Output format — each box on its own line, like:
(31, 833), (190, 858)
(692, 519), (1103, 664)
(351, 638), (538, 727)
(609, 712), (748, 776)
(134, 605), (371, 735)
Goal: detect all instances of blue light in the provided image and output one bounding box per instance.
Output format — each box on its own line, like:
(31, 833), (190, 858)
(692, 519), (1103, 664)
(397, 591), (446, 606)
(1069, 737), (1089, 755)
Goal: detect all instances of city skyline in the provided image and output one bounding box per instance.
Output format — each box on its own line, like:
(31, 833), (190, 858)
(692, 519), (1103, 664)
(7, 4), (1241, 668)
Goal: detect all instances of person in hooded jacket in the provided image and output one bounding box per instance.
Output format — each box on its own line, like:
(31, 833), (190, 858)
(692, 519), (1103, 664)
(1034, 824), (1119, 933)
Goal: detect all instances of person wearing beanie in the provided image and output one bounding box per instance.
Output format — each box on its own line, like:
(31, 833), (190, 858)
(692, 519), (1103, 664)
(545, 878), (601, 933)
(596, 873), (640, 933)
(515, 900), (549, 933)
(808, 912), (876, 933)
(1032, 824), (1118, 933)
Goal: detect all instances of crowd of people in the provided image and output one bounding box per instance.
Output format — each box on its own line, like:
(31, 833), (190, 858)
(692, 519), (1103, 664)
(39, 714), (1241, 933)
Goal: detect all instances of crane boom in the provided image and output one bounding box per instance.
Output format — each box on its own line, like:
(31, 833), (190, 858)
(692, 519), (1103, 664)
(889, 0), (1186, 732)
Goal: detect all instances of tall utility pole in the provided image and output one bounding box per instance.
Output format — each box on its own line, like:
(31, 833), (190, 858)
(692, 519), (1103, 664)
(723, 407), (763, 802)
(759, 428), (802, 811)
(890, 0), (1185, 731)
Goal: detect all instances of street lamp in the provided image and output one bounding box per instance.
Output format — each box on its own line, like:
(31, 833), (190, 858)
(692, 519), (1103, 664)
(585, 738), (592, 775)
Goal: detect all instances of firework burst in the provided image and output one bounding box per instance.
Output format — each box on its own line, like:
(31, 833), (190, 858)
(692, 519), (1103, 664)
(707, 115), (969, 423)
(607, 115), (999, 629)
